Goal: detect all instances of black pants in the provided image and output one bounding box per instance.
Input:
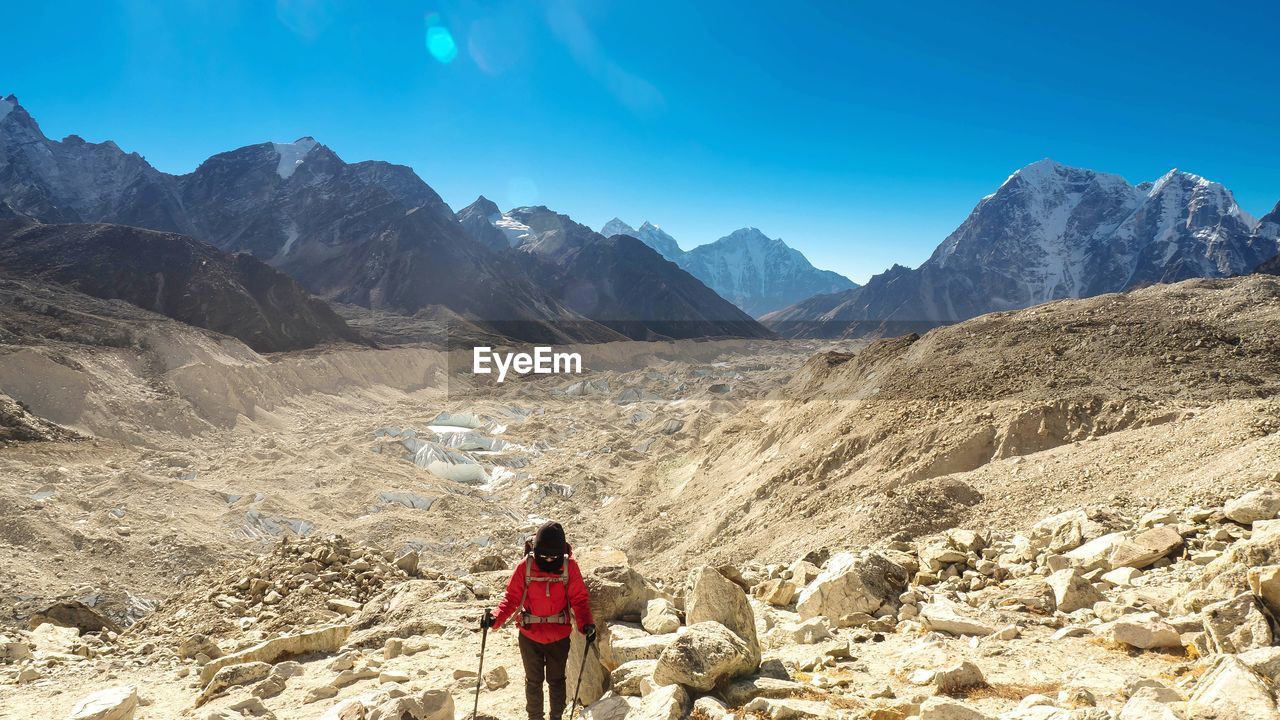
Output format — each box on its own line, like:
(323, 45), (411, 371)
(519, 633), (571, 720)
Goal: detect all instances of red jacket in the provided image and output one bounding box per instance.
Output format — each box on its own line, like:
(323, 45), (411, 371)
(492, 555), (594, 644)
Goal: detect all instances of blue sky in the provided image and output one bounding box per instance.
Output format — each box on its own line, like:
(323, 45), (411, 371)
(7, 1), (1279, 282)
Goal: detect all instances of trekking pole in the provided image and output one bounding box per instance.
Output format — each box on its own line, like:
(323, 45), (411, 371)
(568, 631), (595, 719)
(472, 609), (492, 720)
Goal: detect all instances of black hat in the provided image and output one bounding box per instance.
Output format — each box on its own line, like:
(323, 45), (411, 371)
(533, 521), (566, 556)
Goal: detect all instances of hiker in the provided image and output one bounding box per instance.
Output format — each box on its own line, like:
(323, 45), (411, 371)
(482, 521), (596, 720)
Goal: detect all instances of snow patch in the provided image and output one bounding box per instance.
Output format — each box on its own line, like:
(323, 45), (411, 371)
(490, 213), (532, 246)
(272, 137), (317, 180)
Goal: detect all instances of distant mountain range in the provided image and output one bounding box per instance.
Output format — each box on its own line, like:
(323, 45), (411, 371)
(597, 219), (858, 317)
(4, 94), (1278, 347)
(457, 204), (771, 339)
(764, 159), (1280, 337)
(0, 95), (769, 344)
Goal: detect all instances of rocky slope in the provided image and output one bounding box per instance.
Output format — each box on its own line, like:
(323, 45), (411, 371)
(601, 219), (857, 317)
(765, 159), (1278, 338)
(0, 219), (359, 352)
(4, 487), (1280, 720)
(463, 206), (774, 340)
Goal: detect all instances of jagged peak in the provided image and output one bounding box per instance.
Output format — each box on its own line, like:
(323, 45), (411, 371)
(1146, 168), (1254, 223)
(600, 217), (636, 235)
(0, 94), (16, 121)
(462, 195), (500, 216)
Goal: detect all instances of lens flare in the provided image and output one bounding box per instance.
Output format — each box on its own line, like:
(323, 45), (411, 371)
(424, 14), (457, 64)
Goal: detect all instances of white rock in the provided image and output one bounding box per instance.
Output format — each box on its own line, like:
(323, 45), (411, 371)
(686, 566), (760, 668)
(1186, 655), (1277, 719)
(1108, 613), (1182, 650)
(1118, 687), (1183, 720)
(1224, 488), (1280, 525)
(632, 683), (689, 720)
(1064, 530), (1126, 568)
(1101, 567), (1143, 587)
(1045, 569), (1104, 613)
(585, 694), (639, 720)
(652, 621), (756, 691)
(611, 659), (657, 696)
(66, 686), (138, 720)
(796, 551), (908, 624)
(919, 599), (997, 637)
(781, 617), (832, 645)
(1202, 592), (1273, 654)
(642, 598), (681, 635)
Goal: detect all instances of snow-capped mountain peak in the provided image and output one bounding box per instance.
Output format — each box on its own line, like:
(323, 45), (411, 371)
(764, 160), (1280, 338)
(671, 226), (856, 317)
(0, 95), (16, 122)
(600, 217), (636, 238)
(272, 137), (318, 180)
(599, 217), (683, 259)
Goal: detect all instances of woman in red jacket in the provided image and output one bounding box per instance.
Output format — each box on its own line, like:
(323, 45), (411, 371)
(484, 521), (596, 720)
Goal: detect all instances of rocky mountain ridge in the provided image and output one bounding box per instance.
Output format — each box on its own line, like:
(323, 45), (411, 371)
(461, 205), (774, 340)
(0, 217), (358, 352)
(764, 159), (1279, 338)
(600, 219), (858, 317)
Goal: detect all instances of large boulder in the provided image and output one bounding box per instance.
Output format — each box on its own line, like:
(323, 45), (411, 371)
(632, 683), (689, 720)
(652, 621), (757, 691)
(1185, 655), (1278, 720)
(1065, 532), (1128, 572)
(580, 548), (659, 623)
(1202, 592), (1273, 654)
(66, 686), (138, 720)
(1045, 569), (1104, 613)
(642, 599), (681, 635)
(1030, 509), (1115, 553)
(28, 601), (122, 635)
(199, 625), (350, 684)
(1247, 565), (1280, 615)
(795, 551), (908, 624)
(1107, 613), (1182, 650)
(919, 599), (997, 637)
(568, 626), (614, 708)
(584, 694), (638, 720)
(196, 662), (272, 706)
(1224, 488), (1280, 525)
(686, 566), (760, 668)
(1108, 527), (1183, 570)
(607, 633), (678, 666)
(611, 659), (658, 696)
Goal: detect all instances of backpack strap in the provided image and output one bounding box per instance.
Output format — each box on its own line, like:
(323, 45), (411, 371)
(517, 553), (572, 626)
